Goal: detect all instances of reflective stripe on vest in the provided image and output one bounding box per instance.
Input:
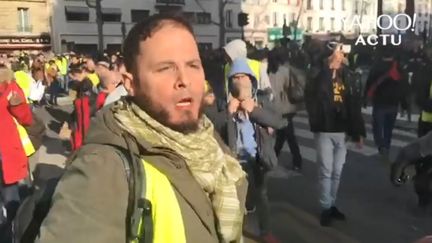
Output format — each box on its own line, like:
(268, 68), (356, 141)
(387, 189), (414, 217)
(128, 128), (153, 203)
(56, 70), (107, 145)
(15, 71), (32, 101)
(134, 160), (186, 243)
(422, 81), (432, 123)
(13, 119), (35, 157)
(224, 59), (261, 98)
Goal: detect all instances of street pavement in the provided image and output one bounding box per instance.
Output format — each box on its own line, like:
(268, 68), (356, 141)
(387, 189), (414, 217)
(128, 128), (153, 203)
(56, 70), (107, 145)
(35, 104), (432, 243)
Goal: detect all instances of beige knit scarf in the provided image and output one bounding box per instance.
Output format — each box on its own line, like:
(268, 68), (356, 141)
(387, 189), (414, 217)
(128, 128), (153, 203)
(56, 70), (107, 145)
(113, 100), (245, 242)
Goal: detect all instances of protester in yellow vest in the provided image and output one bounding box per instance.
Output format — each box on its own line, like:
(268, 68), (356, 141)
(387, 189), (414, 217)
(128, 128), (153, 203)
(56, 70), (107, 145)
(14, 63), (33, 101)
(83, 55), (100, 87)
(415, 50), (432, 137)
(223, 39), (272, 100)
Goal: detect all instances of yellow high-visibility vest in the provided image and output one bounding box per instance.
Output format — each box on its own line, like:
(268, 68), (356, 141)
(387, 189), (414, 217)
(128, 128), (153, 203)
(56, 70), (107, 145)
(14, 71), (32, 101)
(13, 119), (35, 157)
(87, 73), (100, 87)
(132, 160), (186, 243)
(224, 59), (261, 97)
(422, 81), (432, 123)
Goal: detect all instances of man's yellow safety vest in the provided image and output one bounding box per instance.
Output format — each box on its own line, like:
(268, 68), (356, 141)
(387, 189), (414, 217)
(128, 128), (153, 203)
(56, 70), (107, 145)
(87, 73), (100, 87)
(422, 81), (432, 123)
(224, 59), (261, 97)
(133, 160), (186, 243)
(15, 71), (32, 100)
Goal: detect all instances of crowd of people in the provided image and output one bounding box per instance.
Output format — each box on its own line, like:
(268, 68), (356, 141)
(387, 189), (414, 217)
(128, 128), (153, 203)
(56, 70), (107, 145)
(1, 13), (432, 243)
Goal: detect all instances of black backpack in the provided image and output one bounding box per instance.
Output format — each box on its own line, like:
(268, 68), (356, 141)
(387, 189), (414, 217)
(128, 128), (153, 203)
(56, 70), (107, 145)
(12, 134), (153, 243)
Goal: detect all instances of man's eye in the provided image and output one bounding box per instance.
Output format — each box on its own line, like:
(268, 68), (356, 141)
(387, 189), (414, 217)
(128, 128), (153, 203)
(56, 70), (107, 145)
(189, 63), (201, 69)
(157, 66), (171, 72)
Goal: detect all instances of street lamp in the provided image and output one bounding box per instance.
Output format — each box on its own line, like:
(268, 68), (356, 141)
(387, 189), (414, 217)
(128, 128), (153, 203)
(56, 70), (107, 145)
(86, 0), (104, 57)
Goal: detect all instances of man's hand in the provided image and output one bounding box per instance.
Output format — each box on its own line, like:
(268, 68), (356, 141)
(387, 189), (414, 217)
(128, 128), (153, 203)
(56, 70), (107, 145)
(228, 98), (240, 114)
(8, 91), (23, 106)
(240, 98), (255, 113)
(267, 127), (274, 135)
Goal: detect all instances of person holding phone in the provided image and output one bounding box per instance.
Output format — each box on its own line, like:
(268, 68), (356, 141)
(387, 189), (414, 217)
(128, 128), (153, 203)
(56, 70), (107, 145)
(305, 42), (366, 227)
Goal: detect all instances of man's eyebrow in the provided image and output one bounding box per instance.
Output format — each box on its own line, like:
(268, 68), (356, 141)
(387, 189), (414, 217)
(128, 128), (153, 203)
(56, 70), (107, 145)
(186, 59), (201, 65)
(153, 61), (176, 66)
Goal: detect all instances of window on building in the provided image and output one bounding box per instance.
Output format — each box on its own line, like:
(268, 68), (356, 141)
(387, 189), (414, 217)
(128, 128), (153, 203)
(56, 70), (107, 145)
(341, 18), (345, 30)
(102, 8), (122, 22)
(331, 0), (335, 10)
(319, 17), (324, 31)
(254, 14), (259, 28)
(330, 17), (335, 30)
(342, 0), (345, 10)
(273, 0), (277, 2)
(306, 0), (312, 10)
(197, 12), (211, 24)
(65, 6), (89, 21)
(226, 10), (232, 27)
(354, 1), (359, 14)
(319, 0), (324, 10)
(273, 12), (278, 26)
(307, 17), (312, 31)
(183, 12), (196, 24)
(363, 3), (368, 14)
(198, 43), (213, 51)
(131, 10), (149, 23)
(17, 7), (30, 32)
(265, 15), (270, 25)
(419, 12), (423, 17)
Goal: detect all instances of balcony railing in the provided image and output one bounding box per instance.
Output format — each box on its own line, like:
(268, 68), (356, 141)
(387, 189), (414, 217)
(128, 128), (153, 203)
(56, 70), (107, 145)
(155, 0), (185, 5)
(17, 25), (33, 33)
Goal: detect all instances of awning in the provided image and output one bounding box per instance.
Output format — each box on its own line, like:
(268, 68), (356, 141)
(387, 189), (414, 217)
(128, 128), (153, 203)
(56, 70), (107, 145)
(102, 8), (121, 15)
(65, 6), (89, 14)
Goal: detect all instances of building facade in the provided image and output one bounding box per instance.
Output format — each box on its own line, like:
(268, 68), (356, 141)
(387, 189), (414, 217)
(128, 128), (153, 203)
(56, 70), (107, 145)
(0, 0), (51, 53)
(51, 0), (242, 54)
(238, 0), (378, 48)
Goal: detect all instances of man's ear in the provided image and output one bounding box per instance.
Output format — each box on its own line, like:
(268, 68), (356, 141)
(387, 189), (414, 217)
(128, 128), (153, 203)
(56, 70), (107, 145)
(122, 71), (135, 96)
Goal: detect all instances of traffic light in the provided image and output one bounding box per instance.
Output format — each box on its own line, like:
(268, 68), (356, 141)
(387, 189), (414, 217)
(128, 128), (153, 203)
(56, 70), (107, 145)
(238, 12), (249, 27)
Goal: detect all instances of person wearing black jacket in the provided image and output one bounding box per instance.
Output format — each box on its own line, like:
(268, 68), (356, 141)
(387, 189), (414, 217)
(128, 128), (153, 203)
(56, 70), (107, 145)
(305, 43), (366, 227)
(394, 46), (432, 208)
(365, 48), (409, 157)
(68, 66), (97, 150)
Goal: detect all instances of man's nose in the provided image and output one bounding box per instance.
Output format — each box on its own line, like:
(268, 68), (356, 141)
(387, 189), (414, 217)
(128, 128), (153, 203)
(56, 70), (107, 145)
(174, 66), (190, 88)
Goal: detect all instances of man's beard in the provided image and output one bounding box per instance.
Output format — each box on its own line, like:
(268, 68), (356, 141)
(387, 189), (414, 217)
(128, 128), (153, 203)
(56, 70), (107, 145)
(133, 93), (205, 134)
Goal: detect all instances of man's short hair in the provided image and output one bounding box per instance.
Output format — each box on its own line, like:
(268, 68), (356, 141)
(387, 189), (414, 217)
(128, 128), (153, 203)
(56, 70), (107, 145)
(123, 13), (194, 76)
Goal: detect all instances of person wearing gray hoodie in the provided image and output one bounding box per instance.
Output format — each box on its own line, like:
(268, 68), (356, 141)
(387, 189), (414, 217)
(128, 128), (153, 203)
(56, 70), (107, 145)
(223, 40), (272, 99)
(223, 57), (284, 243)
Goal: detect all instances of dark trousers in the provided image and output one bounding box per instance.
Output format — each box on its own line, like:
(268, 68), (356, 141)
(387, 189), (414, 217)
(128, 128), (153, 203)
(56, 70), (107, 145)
(241, 160), (270, 235)
(0, 168), (20, 225)
(49, 81), (60, 105)
(372, 105), (398, 151)
(274, 113), (302, 168)
(415, 119), (432, 207)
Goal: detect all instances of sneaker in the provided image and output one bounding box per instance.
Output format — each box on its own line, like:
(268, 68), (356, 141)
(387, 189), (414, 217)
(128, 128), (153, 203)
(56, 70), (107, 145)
(261, 233), (281, 243)
(320, 209), (332, 227)
(330, 206), (346, 221)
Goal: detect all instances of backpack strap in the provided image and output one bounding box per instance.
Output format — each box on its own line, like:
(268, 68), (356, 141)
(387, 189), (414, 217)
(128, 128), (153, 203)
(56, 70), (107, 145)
(120, 133), (153, 243)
